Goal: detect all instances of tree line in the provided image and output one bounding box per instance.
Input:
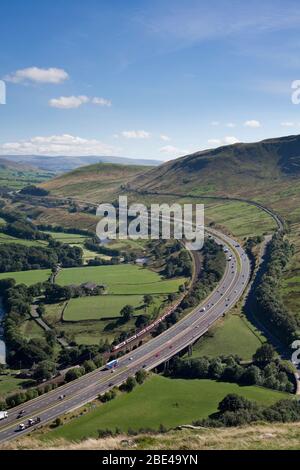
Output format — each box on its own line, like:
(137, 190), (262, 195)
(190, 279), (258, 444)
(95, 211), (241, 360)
(167, 344), (295, 393)
(256, 232), (296, 344)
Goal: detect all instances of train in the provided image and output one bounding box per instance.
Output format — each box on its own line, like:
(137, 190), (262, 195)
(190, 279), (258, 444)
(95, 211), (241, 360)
(111, 294), (185, 352)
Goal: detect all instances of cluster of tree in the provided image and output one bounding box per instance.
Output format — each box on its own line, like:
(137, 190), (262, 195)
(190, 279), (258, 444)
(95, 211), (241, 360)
(0, 240), (83, 272)
(168, 345), (294, 393)
(44, 283), (105, 303)
(85, 239), (121, 257)
(256, 232), (296, 344)
(1, 279), (56, 368)
(164, 249), (192, 278)
(37, 224), (94, 237)
(19, 185), (49, 197)
(181, 239), (226, 310)
(194, 394), (300, 427)
(0, 381), (58, 411)
(59, 344), (106, 369)
(1, 220), (50, 241)
(87, 256), (121, 266)
(245, 235), (264, 251)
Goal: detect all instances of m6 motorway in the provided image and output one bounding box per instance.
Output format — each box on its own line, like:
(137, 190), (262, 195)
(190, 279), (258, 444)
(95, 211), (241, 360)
(0, 227), (250, 442)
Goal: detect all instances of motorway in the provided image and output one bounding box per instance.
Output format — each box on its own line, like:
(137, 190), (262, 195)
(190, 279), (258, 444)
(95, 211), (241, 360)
(0, 226), (250, 443)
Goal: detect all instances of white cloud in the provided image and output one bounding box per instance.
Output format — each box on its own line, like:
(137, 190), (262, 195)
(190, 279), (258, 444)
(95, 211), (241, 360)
(244, 119), (261, 128)
(159, 145), (188, 157)
(92, 97), (112, 107)
(210, 121), (220, 126)
(207, 136), (239, 147)
(0, 134), (119, 157)
(280, 121), (295, 127)
(49, 95), (112, 109)
(224, 136), (239, 145)
(160, 134), (171, 141)
(4, 67), (69, 84)
(226, 122), (236, 128)
(121, 130), (151, 139)
(49, 95), (89, 109)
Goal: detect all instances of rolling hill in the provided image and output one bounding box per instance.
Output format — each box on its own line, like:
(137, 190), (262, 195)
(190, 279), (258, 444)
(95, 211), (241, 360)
(130, 134), (300, 199)
(41, 162), (152, 203)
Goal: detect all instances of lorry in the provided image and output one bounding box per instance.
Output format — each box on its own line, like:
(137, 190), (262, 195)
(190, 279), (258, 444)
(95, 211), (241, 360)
(105, 359), (119, 370)
(0, 411), (8, 420)
(18, 417), (41, 432)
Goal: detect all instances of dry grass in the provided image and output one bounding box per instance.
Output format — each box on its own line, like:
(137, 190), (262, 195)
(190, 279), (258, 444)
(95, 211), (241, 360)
(2, 423), (300, 450)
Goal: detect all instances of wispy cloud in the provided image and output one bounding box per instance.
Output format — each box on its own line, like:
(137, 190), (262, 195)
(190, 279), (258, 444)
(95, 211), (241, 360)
(0, 134), (119, 157)
(121, 130), (151, 139)
(244, 120), (261, 128)
(207, 136), (239, 147)
(160, 134), (171, 141)
(49, 96), (112, 109)
(159, 145), (188, 157)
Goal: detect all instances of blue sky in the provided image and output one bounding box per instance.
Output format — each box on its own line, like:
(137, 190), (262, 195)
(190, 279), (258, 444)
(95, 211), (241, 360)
(1, 0), (300, 160)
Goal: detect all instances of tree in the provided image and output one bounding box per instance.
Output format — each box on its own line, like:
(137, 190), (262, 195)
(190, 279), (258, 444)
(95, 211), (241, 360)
(253, 344), (276, 365)
(33, 360), (56, 381)
(120, 304), (134, 322)
(36, 304), (46, 316)
(83, 360), (96, 373)
(123, 376), (137, 392)
(143, 295), (153, 310)
(65, 367), (84, 382)
(218, 394), (253, 413)
(135, 369), (147, 385)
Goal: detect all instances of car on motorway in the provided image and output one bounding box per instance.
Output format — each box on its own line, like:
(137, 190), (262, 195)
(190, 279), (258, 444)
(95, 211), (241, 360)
(200, 307), (206, 312)
(59, 394), (66, 400)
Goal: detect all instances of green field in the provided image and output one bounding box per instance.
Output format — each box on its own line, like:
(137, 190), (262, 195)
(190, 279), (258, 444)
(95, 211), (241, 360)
(43, 375), (291, 441)
(204, 200), (277, 239)
(0, 269), (51, 286)
(56, 265), (186, 294)
(189, 313), (265, 361)
(0, 372), (29, 399)
(0, 233), (48, 247)
(63, 295), (144, 321)
(19, 319), (45, 340)
(42, 231), (88, 244)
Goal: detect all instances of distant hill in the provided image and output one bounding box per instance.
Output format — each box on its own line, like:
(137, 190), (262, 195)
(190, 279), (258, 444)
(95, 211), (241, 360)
(131, 134), (300, 198)
(0, 155), (162, 174)
(42, 162), (152, 203)
(0, 157), (53, 190)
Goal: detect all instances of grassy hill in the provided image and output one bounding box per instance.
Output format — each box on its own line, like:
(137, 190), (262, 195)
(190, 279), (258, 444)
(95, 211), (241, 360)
(41, 162), (152, 203)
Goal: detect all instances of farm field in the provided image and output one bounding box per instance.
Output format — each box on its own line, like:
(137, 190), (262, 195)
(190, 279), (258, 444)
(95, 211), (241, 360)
(189, 313), (265, 361)
(42, 375), (291, 441)
(63, 295), (144, 321)
(0, 269), (51, 285)
(56, 265), (186, 295)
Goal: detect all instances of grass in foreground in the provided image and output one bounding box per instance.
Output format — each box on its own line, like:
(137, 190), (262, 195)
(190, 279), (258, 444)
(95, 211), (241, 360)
(41, 375), (290, 442)
(8, 423), (300, 450)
